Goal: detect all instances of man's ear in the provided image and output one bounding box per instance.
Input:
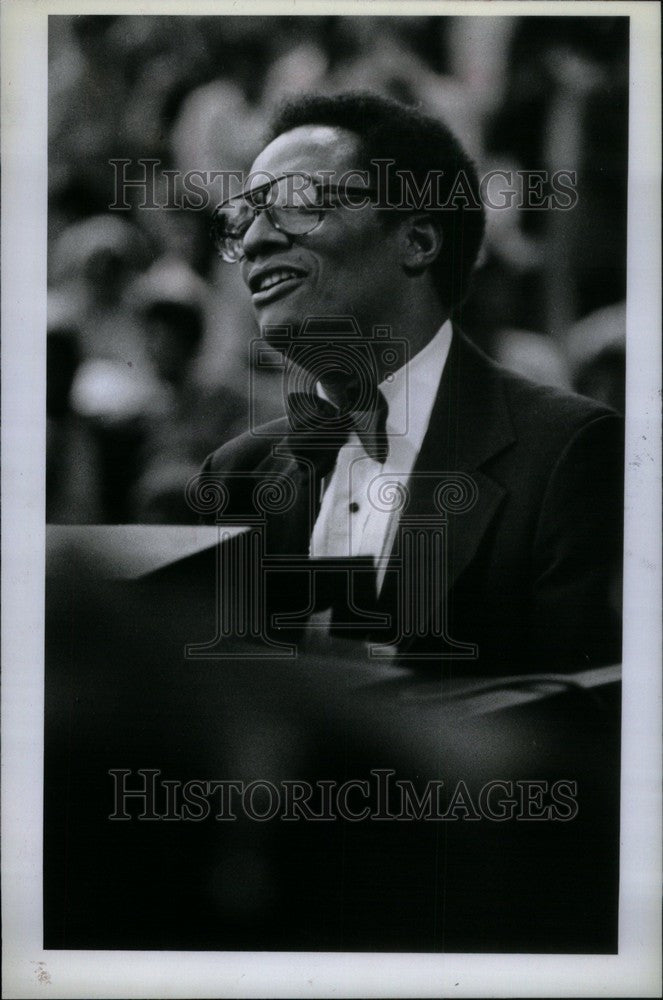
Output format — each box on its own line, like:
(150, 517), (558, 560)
(399, 214), (443, 274)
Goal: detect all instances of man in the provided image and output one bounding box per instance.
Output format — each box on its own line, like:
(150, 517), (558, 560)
(199, 92), (623, 673)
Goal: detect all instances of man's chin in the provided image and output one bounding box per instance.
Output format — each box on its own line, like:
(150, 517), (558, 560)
(251, 280), (311, 331)
(257, 304), (307, 339)
(257, 315), (293, 343)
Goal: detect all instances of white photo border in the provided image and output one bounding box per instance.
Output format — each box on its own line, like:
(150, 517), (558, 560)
(2, 1), (661, 997)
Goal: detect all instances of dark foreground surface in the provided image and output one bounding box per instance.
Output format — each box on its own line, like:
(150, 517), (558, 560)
(44, 528), (620, 953)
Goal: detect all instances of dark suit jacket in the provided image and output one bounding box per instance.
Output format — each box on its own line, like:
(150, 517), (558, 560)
(201, 332), (623, 673)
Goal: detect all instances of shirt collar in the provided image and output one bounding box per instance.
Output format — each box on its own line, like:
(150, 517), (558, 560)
(379, 320), (452, 445)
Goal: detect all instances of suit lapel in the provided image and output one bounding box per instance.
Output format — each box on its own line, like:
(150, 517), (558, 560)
(379, 332), (516, 637)
(253, 447), (317, 556)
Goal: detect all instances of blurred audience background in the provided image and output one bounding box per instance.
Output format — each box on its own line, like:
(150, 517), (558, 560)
(47, 14), (628, 523)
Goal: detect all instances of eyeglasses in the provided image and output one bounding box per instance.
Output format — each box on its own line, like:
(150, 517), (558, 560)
(210, 171), (376, 263)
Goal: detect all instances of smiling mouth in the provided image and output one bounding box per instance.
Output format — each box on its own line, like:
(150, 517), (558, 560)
(249, 267), (305, 304)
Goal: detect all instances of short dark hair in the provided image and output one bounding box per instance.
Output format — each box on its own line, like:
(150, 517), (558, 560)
(267, 91), (485, 310)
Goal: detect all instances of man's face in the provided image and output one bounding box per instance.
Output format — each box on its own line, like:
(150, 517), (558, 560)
(240, 125), (404, 339)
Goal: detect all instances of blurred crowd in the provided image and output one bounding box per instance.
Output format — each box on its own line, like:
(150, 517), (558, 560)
(47, 14), (628, 523)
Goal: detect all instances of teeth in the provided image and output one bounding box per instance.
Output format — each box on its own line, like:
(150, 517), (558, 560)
(257, 269), (299, 292)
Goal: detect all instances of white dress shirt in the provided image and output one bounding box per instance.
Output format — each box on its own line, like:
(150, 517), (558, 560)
(309, 320), (453, 592)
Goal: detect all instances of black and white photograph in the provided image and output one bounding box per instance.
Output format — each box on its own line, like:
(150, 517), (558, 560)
(2, 1), (661, 997)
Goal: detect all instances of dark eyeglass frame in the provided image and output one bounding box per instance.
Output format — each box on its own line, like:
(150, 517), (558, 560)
(211, 171), (378, 262)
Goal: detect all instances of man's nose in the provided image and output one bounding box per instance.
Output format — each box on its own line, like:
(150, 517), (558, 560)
(241, 209), (291, 260)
